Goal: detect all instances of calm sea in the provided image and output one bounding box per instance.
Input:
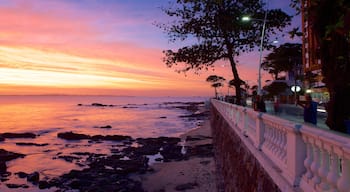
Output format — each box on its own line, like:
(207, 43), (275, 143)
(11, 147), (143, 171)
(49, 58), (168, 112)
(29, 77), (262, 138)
(0, 95), (208, 191)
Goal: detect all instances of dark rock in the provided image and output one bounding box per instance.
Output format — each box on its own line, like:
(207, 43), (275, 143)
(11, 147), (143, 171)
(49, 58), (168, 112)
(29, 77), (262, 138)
(175, 182), (198, 191)
(72, 152), (92, 156)
(57, 155), (81, 163)
(159, 116), (167, 119)
(123, 140), (133, 145)
(46, 153), (148, 191)
(57, 132), (90, 140)
(123, 145), (160, 155)
(0, 132), (36, 138)
(15, 171), (28, 178)
(0, 161), (6, 173)
(91, 134), (131, 141)
(91, 103), (107, 107)
(15, 142), (49, 146)
(0, 149), (25, 162)
(77, 103), (82, 106)
(0, 136), (4, 142)
(27, 172), (40, 183)
(57, 132), (132, 142)
(6, 184), (29, 189)
(136, 137), (181, 146)
(110, 148), (119, 153)
(38, 180), (50, 189)
(160, 145), (183, 161)
(100, 125), (112, 129)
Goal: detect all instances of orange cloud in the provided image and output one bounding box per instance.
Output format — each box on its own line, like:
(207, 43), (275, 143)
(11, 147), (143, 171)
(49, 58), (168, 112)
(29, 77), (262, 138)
(0, 0), (264, 97)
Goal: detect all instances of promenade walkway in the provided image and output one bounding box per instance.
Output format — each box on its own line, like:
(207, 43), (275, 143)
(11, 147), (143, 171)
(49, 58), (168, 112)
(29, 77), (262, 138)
(250, 101), (330, 130)
(211, 99), (350, 192)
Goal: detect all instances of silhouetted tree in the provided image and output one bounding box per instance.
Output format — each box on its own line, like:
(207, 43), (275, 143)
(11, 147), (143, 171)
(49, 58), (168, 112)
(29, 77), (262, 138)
(263, 81), (289, 98)
(261, 43), (302, 80)
(160, 0), (291, 105)
(206, 75), (226, 98)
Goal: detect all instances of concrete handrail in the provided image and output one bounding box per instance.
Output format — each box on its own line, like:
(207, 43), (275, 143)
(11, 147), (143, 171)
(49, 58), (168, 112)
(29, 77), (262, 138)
(211, 99), (350, 192)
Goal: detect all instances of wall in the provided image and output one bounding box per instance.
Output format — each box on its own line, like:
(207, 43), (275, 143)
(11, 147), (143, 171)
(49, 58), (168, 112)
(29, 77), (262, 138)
(211, 105), (281, 192)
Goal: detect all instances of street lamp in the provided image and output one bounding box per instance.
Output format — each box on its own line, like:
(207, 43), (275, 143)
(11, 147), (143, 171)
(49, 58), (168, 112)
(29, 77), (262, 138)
(242, 2), (268, 96)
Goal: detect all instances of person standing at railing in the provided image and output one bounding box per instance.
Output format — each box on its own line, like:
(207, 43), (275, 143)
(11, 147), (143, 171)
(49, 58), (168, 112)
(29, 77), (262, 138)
(297, 94), (317, 125)
(256, 95), (266, 112)
(273, 97), (280, 115)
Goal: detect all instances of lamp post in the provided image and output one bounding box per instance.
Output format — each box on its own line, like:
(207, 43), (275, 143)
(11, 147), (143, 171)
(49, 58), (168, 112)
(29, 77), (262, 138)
(258, 8), (268, 95)
(242, 1), (268, 96)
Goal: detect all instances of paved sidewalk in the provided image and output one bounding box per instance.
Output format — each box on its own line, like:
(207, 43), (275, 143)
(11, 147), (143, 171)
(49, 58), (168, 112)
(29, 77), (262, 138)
(264, 102), (329, 130)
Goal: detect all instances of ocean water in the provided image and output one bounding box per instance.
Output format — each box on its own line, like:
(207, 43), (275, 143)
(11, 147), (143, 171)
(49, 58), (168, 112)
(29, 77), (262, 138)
(0, 95), (208, 191)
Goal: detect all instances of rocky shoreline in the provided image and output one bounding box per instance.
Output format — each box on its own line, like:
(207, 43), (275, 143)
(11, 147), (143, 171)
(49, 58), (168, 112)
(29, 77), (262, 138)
(0, 101), (215, 191)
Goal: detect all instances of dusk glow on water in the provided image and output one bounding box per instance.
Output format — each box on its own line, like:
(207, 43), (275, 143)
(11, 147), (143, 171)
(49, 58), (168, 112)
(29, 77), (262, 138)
(0, 96), (207, 191)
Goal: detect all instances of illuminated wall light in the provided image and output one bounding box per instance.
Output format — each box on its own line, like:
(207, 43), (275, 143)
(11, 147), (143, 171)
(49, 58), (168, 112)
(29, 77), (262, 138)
(306, 89), (313, 93)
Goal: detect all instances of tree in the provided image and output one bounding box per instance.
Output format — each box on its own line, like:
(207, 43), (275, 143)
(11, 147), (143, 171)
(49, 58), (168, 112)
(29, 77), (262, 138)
(206, 75), (226, 98)
(261, 43), (302, 80)
(160, 0), (291, 105)
(301, 0), (350, 132)
(263, 81), (290, 99)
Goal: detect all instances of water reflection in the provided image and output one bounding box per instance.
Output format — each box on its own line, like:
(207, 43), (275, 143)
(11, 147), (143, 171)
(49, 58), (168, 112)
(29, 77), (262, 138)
(0, 96), (206, 191)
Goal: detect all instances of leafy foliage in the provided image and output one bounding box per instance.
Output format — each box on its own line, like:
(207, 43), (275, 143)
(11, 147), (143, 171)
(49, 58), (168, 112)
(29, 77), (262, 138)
(263, 81), (289, 98)
(300, 0), (350, 132)
(261, 43), (302, 80)
(159, 0), (291, 104)
(206, 75), (226, 97)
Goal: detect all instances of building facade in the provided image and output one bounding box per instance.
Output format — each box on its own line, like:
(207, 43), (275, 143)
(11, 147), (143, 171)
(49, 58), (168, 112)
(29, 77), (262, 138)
(301, 0), (329, 102)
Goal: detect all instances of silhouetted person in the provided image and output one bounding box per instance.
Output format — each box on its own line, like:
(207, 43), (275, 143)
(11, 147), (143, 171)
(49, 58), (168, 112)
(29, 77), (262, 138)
(298, 94), (317, 125)
(256, 95), (266, 112)
(274, 97), (280, 114)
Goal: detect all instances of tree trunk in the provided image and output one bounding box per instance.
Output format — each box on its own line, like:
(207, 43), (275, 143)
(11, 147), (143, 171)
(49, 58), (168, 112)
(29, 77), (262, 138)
(226, 44), (242, 105)
(228, 55), (242, 105)
(326, 88), (350, 133)
(312, 1), (350, 133)
(321, 33), (350, 133)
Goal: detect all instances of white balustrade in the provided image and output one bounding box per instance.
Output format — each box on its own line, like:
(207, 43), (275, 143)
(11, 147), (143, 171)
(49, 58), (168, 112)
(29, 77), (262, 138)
(299, 125), (350, 192)
(211, 99), (350, 192)
(245, 109), (258, 140)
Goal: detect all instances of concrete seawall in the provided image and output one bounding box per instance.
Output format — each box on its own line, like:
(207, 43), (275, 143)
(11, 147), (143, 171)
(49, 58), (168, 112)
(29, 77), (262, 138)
(211, 105), (281, 192)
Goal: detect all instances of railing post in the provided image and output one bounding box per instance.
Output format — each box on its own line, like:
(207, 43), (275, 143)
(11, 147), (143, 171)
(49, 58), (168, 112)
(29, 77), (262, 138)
(241, 108), (247, 135)
(285, 124), (306, 186)
(337, 146), (350, 192)
(255, 113), (264, 150)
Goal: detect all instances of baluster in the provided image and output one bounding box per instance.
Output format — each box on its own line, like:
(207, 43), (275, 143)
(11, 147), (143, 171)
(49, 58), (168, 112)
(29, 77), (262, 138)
(263, 125), (270, 149)
(267, 126), (274, 151)
(317, 146), (330, 191)
(279, 130), (286, 161)
(268, 126), (274, 150)
(271, 128), (278, 155)
(273, 129), (281, 156)
(277, 129), (284, 159)
(327, 149), (339, 192)
(303, 136), (313, 181)
(282, 132), (287, 163)
(337, 157), (350, 192)
(310, 141), (321, 186)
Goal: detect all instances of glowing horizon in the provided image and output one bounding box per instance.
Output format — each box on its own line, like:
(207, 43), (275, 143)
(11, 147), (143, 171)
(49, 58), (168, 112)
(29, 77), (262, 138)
(0, 0), (300, 97)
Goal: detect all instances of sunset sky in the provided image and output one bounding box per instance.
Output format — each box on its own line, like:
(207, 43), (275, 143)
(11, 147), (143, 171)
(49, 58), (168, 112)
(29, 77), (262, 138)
(0, 0), (300, 96)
